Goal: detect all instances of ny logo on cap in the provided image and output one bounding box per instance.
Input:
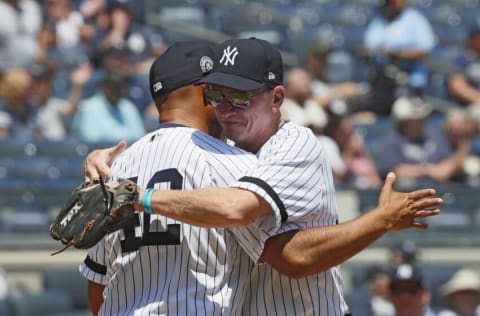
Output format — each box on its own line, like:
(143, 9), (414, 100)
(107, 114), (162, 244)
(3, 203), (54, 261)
(220, 46), (238, 66)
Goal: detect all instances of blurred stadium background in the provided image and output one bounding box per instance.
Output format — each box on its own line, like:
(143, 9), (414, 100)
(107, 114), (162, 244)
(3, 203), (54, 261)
(1, 0), (480, 315)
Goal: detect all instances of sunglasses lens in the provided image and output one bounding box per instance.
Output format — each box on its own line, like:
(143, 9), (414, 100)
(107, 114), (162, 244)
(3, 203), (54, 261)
(204, 88), (259, 110)
(204, 89), (224, 108)
(227, 92), (251, 109)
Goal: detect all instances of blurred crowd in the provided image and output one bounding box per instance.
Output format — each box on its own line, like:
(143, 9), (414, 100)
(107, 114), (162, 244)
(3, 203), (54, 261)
(348, 240), (480, 316)
(1, 0), (480, 191)
(0, 0), (166, 143)
(0, 1), (480, 314)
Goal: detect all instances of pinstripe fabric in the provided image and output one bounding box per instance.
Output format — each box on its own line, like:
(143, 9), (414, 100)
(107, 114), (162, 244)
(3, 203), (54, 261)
(79, 121), (350, 315)
(79, 124), (257, 316)
(230, 122), (349, 316)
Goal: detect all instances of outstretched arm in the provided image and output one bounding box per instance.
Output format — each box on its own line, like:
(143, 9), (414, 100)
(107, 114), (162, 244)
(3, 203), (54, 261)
(83, 153), (441, 278)
(259, 173), (442, 278)
(139, 173), (440, 278)
(142, 186), (272, 227)
(82, 144), (272, 226)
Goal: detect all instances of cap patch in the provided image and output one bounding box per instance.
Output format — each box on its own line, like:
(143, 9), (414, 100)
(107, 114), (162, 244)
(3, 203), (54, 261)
(200, 56), (213, 73)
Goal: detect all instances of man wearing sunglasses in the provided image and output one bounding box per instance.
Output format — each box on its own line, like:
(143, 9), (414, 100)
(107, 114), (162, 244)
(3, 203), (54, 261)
(84, 38), (441, 315)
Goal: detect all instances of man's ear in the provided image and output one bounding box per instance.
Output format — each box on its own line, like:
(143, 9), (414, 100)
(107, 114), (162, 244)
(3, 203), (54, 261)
(272, 85), (285, 109)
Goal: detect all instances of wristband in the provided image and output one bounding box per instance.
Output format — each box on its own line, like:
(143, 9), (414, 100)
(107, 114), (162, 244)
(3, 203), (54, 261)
(141, 188), (155, 214)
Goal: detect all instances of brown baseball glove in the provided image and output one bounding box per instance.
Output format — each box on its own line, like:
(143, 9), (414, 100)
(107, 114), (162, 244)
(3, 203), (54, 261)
(49, 177), (139, 255)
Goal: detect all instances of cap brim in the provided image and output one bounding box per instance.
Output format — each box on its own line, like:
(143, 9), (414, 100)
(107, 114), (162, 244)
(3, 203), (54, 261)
(196, 72), (264, 91)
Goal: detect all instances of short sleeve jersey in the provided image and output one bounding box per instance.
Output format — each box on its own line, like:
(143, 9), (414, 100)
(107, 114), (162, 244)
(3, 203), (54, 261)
(230, 122), (349, 316)
(79, 124), (257, 316)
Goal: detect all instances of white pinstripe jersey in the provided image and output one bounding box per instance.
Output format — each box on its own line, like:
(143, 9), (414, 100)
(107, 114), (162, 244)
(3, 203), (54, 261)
(79, 123), (258, 316)
(229, 121), (350, 316)
(79, 121), (350, 316)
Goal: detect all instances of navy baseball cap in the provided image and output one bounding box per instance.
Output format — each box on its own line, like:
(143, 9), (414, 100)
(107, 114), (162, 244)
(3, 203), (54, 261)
(149, 41), (215, 99)
(197, 37), (283, 91)
(390, 264), (425, 293)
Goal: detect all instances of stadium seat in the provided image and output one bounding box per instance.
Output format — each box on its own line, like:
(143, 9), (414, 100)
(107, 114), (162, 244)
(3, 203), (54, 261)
(356, 189), (380, 214)
(354, 117), (394, 164)
(236, 29), (284, 45)
(0, 138), (37, 158)
(0, 207), (49, 233)
(0, 297), (12, 316)
(6, 157), (58, 181)
(428, 210), (471, 228)
(434, 25), (467, 48)
(326, 50), (356, 82)
(158, 6), (206, 26)
(45, 311), (91, 316)
(35, 139), (88, 159)
(42, 267), (88, 310)
(10, 290), (73, 316)
(207, 6), (273, 35)
(55, 158), (85, 182)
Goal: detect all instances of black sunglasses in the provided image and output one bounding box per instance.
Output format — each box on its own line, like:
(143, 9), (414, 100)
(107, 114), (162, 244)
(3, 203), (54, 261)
(203, 88), (267, 110)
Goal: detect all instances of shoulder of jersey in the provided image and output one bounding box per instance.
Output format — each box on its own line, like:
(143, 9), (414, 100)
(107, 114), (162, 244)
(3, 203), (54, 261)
(191, 131), (253, 156)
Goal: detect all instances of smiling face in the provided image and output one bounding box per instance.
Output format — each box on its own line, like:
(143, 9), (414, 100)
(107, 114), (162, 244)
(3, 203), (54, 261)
(207, 84), (284, 152)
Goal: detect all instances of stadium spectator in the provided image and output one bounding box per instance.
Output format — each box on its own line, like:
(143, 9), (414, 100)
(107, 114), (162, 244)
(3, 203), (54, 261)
(448, 22), (480, 109)
(0, 0), (42, 71)
(0, 68), (40, 139)
(32, 62), (93, 140)
(389, 240), (417, 269)
(377, 97), (467, 184)
(85, 43), (153, 116)
(90, 0), (166, 74)
(444, 108), (480, 183)
(317, 111), (381, 189)
(389, 263), (436, 316)
(362, 0), (435, 116)
(36, 0), (93, 66)
(281, 67), (328, 133)
(303, 43), (367, 114)
(438, 269), (480, 316)
(349, 265), (395, 316)
(71, 70), (145, 142)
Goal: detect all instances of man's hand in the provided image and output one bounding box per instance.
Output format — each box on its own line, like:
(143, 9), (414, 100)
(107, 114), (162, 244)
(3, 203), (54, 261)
(377, 172), (442, 231)
(83, 141), (127, 182)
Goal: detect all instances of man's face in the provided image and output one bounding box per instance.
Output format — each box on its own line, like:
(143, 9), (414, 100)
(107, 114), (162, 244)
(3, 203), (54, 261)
(206, 85), (276, 152)
(103, 82), (125, 106)
(398, 119), (424, 141)
(390, 282), (430, 316)
(449, 290), (480, 316)
(470, 33), (480, 54)
(382, 0), (406, 20)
